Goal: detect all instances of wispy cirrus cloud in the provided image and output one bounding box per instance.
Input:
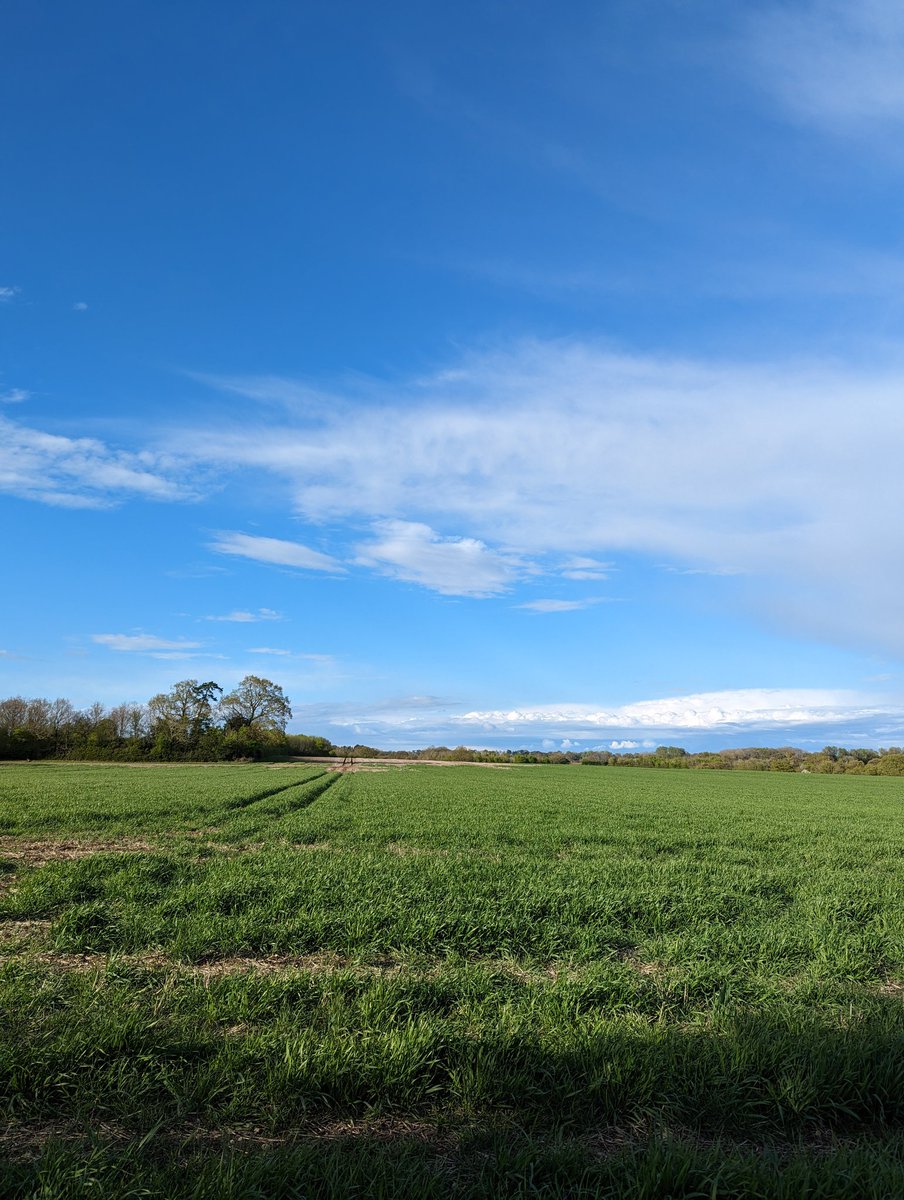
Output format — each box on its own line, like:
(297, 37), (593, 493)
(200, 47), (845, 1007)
(0, 416), (195, 508)
(0, 389), (29, 405)
(745, 0), (904, 135)
(663, 565), (744, 577)
(248, 648), (335, 664)
(15, 336), (904, 652)
(185, 371), (344, 416)
(91, 634), (203, 654)
(203, 608), (283, 623)
(560, 557), (612, 581)
(178, 340), (904, 653)
(149, 651), (227, 661)
(208, 532), (345, 574)
(0, 286), (20, 302)
(290, 694), (460, 742)
(518, 598), (602, 613)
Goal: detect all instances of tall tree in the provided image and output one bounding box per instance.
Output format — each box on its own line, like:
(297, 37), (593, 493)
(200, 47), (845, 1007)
(0, 697), (30, 733)
(148, 680), (222, 744)
(220, 675), (292, 732)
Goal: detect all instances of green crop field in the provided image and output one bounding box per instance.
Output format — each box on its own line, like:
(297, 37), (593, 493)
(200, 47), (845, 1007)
(1, 762), (904, 1197)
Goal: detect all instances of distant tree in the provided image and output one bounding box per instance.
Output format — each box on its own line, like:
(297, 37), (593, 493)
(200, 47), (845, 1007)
(126, 704), (148, 740)
(190, 681), (222, 739)
(108, 703), (134, 740)
(769, 754), (796, 772)
(47, 697), (75, 734)
(876, 753), (904, 776)
(0, 697), (29, 733)
(285, 733), (334, 756)
(220, 676), (291, 732)
(23, 699), (52, 737)
(347, 743), (381, 759)
(148, 680), (222, 745)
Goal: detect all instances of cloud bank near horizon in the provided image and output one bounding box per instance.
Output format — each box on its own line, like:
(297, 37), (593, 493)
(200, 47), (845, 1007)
(289, 687), (904, 750)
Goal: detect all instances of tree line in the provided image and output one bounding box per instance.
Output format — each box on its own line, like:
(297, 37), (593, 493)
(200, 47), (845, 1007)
(2, 686), (903, 774)
(324, 742), (904, 775)
(0, 677), (308, 761)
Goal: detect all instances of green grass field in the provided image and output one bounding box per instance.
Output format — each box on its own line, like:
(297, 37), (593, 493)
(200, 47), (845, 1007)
(1, 761), (903, 1197)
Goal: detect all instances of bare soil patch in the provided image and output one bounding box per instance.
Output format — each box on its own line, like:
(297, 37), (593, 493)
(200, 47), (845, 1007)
(877, 978), (904, 997)
(0, 1115), (457, 1163)
(295, 757), (514, 770)
(618, 949), (672, 979)
(0, 837), (158, 867)
(0, 917), (53, 945)
(0, 1113), (864, 1167)
(9, 948), (606, 984)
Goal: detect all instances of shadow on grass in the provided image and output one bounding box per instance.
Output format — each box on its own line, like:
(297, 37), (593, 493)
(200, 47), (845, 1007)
(2, 959), (904, 1139)
(2, 1126), (904, 1199)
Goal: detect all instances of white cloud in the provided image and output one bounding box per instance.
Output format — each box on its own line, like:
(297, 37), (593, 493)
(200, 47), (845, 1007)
(185, 371), (348, 417)
(92, 634), (203, 653)
(148, 651), (227, 661)
(177, 342), (904, 653)
(203, 608), (283, 623)
(664, 565), (744, 577)
(291, 694), (461, 739)
(355, 519), (520, 597)
(518, 598), (601, 613)
(0, 389), (29, 405)
(455, 689), (886, 734)
(560, 557), (612, 581)
(247, 648), (336, 666)
(209, 532), (345, 574)
(0, 287), (19, 302)
(453, 242), (904, 307)
(73, 302), (88, 311)
(287, 688), (904, 749)
(0, 416), (194, 507)
(746, 0), (904, 134)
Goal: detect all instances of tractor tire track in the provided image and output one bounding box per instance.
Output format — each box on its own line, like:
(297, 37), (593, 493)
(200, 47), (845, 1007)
(227, 771), (329, 810)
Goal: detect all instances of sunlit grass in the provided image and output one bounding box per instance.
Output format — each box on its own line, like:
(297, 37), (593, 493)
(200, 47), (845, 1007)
(1, 762), (903, 1196)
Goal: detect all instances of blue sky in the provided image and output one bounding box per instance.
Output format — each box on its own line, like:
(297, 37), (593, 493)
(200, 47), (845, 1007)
(3, 0), (904, 750)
